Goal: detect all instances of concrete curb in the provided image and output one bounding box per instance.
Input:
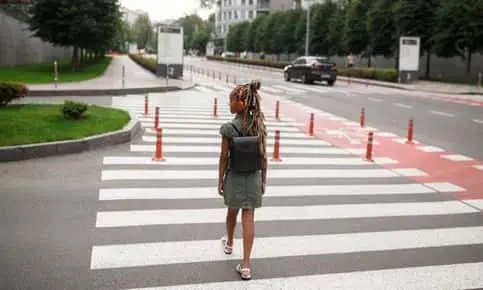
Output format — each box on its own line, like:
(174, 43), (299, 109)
(27, 84), (196, 97)
(0, 108), (142, 162)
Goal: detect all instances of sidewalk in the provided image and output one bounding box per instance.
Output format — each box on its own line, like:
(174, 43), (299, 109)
(27, 55), (193, 95)
(337, 76), (483, 96)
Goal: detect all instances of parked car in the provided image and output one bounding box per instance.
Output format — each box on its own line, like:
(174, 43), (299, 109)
(283, 56), (337, 86)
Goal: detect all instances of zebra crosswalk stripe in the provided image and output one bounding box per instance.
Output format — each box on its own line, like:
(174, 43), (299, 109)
(91, 93), (483, 289)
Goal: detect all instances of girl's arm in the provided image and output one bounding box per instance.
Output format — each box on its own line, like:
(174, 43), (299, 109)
(218, 136), (230, 192)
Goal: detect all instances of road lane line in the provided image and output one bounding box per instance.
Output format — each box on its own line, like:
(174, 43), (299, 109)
(90, 226), (483, 268)
(473, 119), (483, 124)
(430, 110), (455, 118)
(394, 103), (413, 109)
(368, 97), (382, 102)
(123, 263), (483, 290)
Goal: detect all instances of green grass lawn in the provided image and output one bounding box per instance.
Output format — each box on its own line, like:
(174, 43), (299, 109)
(0, 57), (112, 84)
(0, 103), (130, 147)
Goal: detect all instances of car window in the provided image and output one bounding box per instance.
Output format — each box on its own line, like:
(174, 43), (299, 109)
(308, 57), (329, 65)
(294, 58), (306, 64)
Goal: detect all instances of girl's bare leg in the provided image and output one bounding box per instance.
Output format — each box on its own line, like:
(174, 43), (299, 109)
(226, 208), (239, 247)
(241, 208), (255, 269)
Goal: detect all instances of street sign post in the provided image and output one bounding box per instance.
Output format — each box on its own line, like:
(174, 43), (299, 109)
(398, 36), (420, 83)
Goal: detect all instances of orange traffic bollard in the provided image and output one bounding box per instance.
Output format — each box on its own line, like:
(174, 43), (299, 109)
(365, 131), (374, 161)
(271, 130), (282, 162)
(152, 128), (165, 162)
(406, 118), (414, 144)
(308, 113), (315, 136)
(154, 106), (159, 129)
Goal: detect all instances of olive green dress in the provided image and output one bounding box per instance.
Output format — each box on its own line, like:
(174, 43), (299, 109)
(219, 114), (266, 209)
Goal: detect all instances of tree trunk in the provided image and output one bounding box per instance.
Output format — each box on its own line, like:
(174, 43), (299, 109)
(80, 48), (85, 66)
(425, 50), (431, 80)
(72, 46), (79, 71)
(466, 48), (472, 76)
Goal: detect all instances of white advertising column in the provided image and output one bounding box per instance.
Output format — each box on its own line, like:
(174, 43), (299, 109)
(398, 36), (421, 84)
(157, 23), (184, 79)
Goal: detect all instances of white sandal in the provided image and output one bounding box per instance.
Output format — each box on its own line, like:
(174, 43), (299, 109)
(221, 236), (233, 255)
(236, 264), (252, 280)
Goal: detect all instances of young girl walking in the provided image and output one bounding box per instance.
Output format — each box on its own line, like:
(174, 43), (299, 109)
(217, 80), (268, 280)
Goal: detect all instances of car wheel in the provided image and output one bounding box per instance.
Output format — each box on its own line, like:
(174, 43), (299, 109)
(284, 71), (290, 82)
(327, 80), (335, 86)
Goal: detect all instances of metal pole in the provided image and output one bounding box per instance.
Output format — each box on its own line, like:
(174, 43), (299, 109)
(478, 72), (482, 89)
(54, 61), (58, 88)
(305, 2), (311, 56)
(122, 65), (125, 88)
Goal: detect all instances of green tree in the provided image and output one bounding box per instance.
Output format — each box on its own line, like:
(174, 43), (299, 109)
(294, 9), (307, 55)
(432, 0), (483, 75)
(366, 0), (397, 60)
(284, 9), (304, 56)
(253, 15), (268, 53)
(226, 23), (244, 52)
(393, 0), (440, 79)
(237, 21), (251, 52)
(28, 0), (122, 69)
(310, 1), (338, 56)
(244, 16), (265, 52)
(132, 14), (153, 50)
(263, 11), (287, 56)
(176, 14), (205, 50)
(191, 21), (213, 52)
(344, 0), (374, 66)
(326, 1), (349, 56)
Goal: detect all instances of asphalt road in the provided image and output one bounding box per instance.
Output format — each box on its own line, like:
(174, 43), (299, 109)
(0, 142), (130, 289)
(184, 57), (483, 160)
(2, 62), (483, 290)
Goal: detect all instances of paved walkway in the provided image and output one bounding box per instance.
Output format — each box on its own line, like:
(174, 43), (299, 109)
(27, 55), (192, 91)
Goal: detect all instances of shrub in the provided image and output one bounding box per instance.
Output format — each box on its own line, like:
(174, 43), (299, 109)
(62, 100), (88, 119)
(206, 56), (399, 82)
(0, 81), (29, 106)
(128, 53), (157, 73)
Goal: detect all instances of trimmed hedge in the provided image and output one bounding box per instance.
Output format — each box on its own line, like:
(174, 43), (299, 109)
(206, 55), (399, 83)
(0, 81), (29, 106)
(128, 53), (156, 74)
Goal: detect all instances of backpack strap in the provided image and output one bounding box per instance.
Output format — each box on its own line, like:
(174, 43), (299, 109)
(230, 123), (243, 137)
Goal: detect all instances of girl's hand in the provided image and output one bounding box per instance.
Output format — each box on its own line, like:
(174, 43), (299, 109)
(261, 181), (266, 195)
(218, 180), (224, 196)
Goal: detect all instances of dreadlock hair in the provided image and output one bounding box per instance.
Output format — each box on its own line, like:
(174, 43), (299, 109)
(230, 80), (267, 157)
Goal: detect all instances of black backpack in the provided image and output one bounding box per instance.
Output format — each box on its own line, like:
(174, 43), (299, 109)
(229, 123), (261, 173)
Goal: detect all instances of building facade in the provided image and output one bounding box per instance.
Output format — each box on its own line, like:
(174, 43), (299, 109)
(215, 0), (293, 39)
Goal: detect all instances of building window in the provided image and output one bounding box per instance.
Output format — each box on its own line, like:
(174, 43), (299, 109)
(234, 10), (238, 19)
(228, 11), (232, 19)
(248, 0), (253, 4)
(241, 0), (246, 4)
(248, 10), (253, 18)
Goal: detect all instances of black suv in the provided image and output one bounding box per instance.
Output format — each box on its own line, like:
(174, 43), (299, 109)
(283, 56), (337, 86)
